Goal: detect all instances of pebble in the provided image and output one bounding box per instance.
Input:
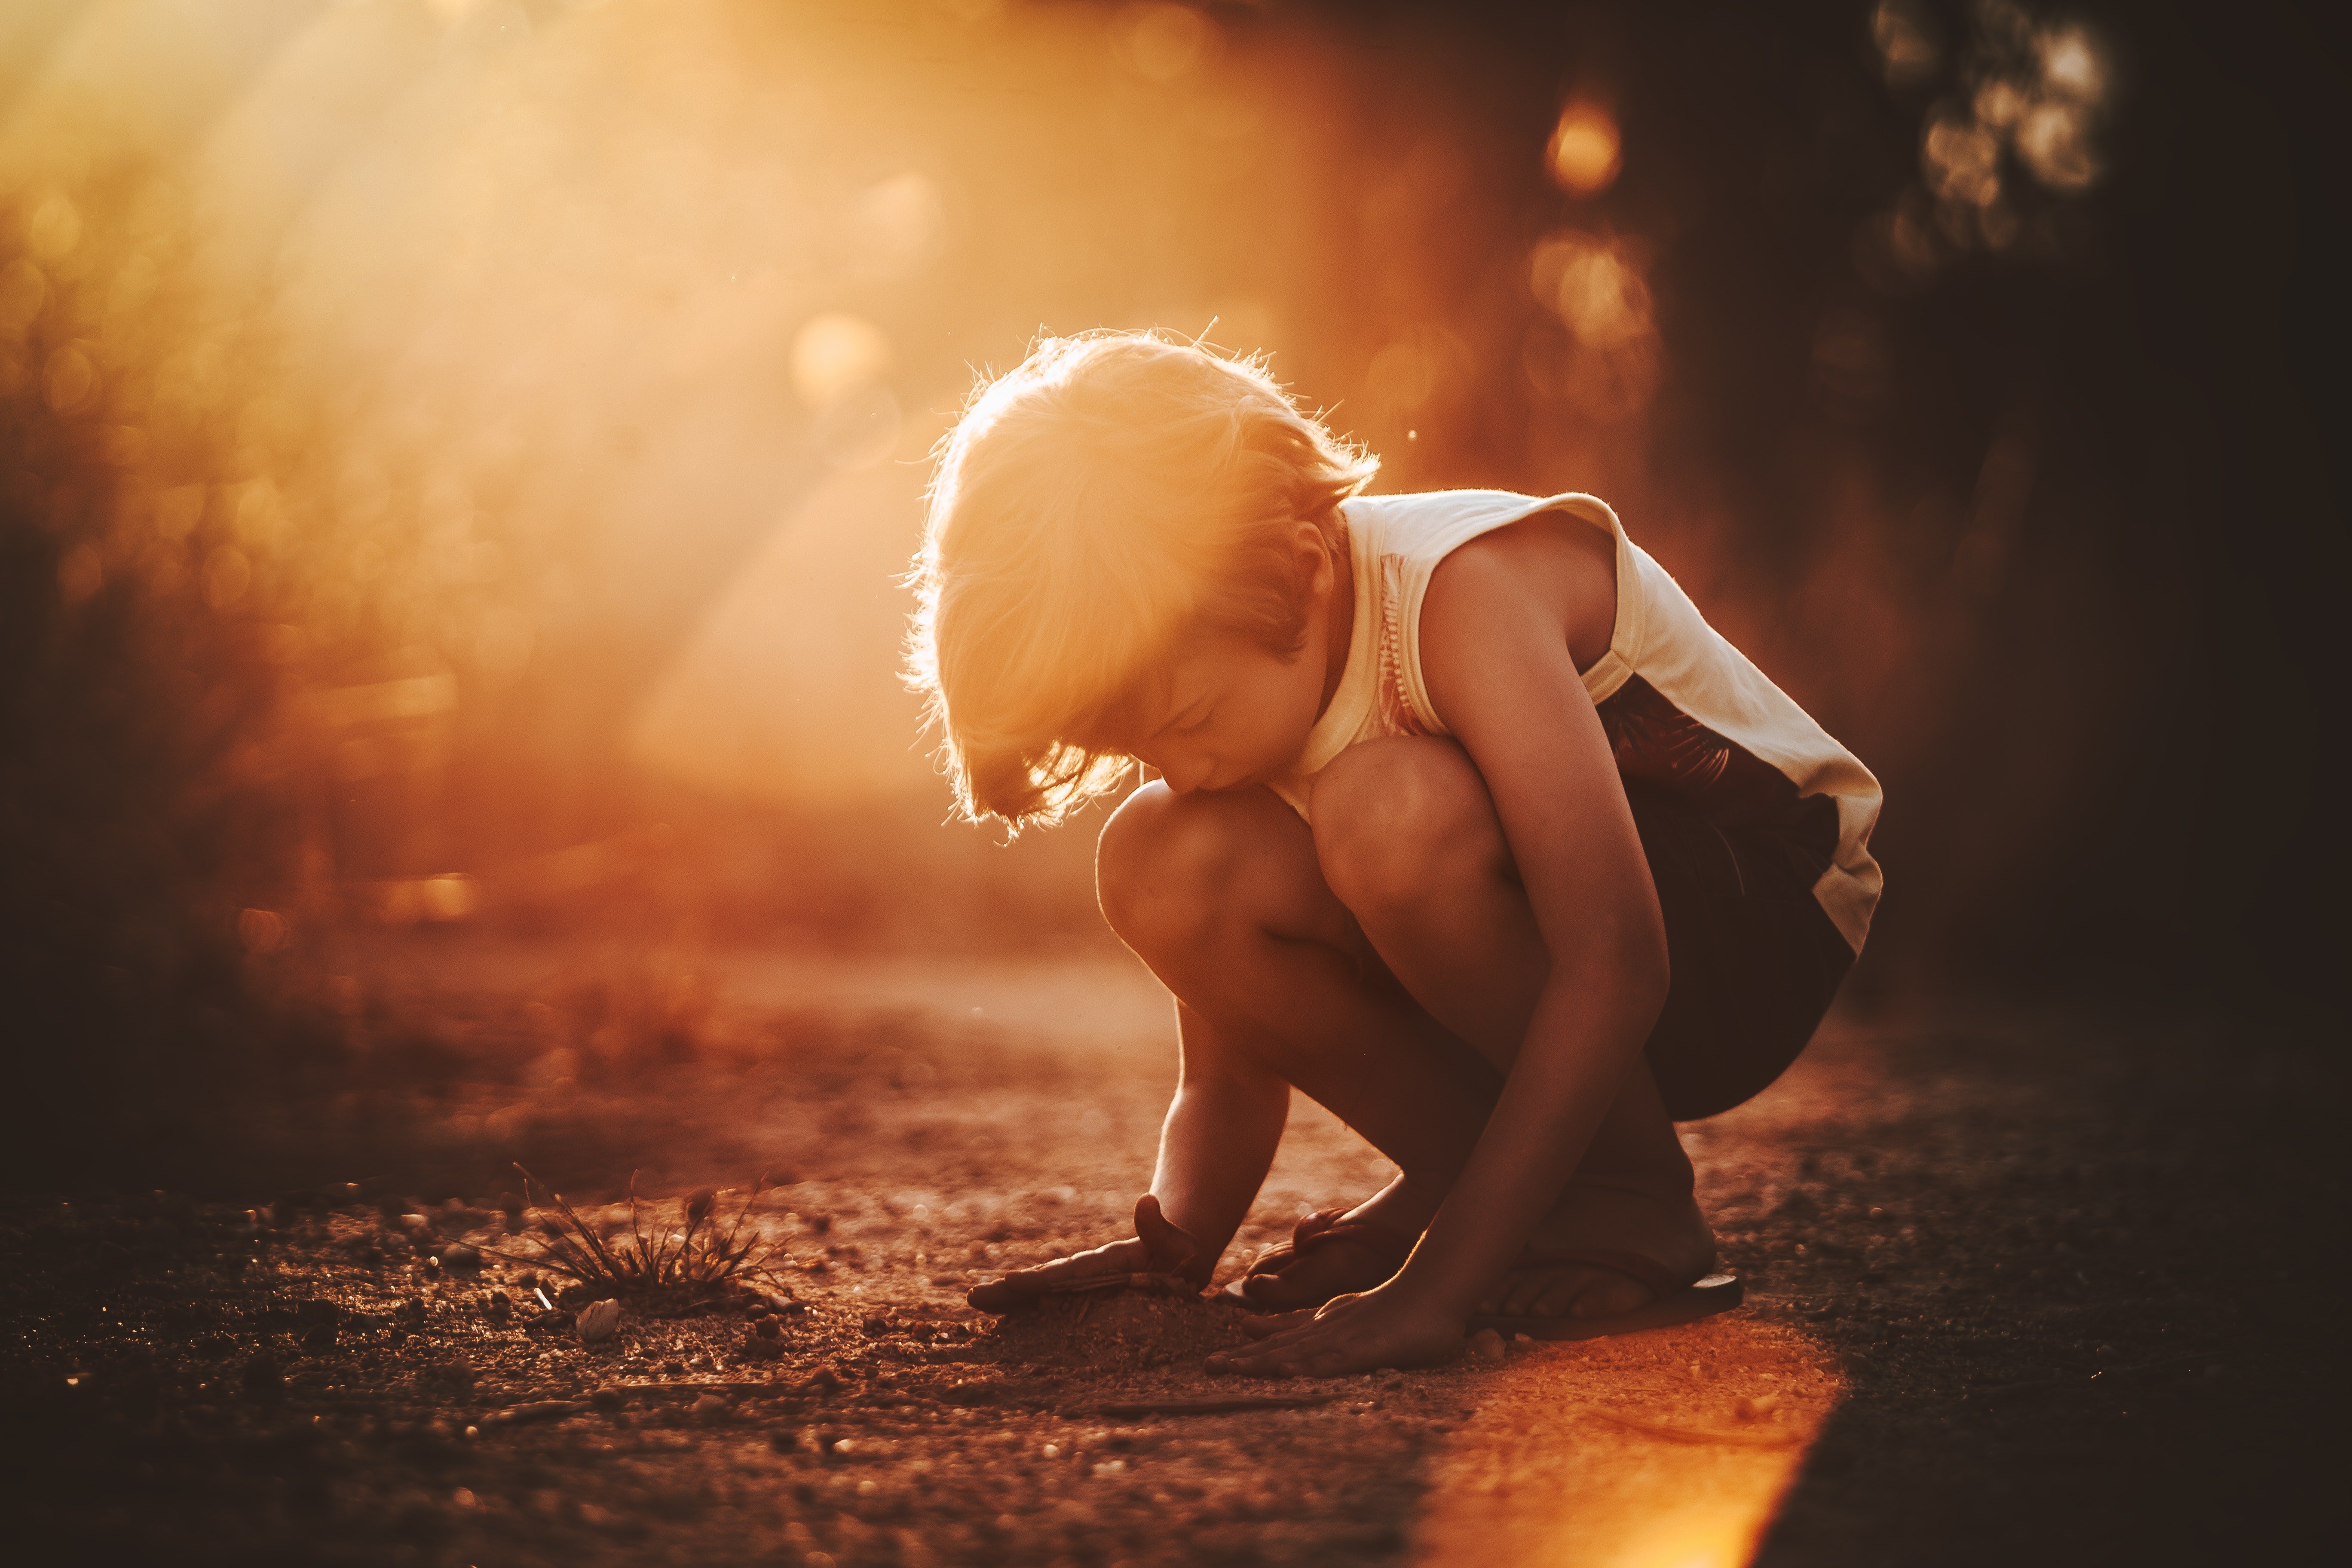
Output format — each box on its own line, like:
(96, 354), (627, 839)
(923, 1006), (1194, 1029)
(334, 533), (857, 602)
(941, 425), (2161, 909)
(691, 1393), (729, 1424)
(576, 1299), (622, 1343)
(1464, 1329), (1507, 1367)
(441, 1244), (483, 1273)
(754, 1317), (783, 1340)
(1734, 1393), (1782, 1421)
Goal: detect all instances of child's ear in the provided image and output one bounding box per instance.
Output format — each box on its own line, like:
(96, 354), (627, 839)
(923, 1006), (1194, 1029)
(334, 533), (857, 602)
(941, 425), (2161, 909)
(1295, 519), (1335, 595)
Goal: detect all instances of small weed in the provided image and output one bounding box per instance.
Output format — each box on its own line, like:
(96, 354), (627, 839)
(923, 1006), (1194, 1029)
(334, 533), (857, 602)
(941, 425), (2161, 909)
(489, 1163), (779, 1308)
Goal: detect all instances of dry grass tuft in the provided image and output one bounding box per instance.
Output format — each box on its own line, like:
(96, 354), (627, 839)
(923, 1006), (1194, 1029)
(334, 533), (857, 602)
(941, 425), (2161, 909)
(489, 1163), (780, 1307)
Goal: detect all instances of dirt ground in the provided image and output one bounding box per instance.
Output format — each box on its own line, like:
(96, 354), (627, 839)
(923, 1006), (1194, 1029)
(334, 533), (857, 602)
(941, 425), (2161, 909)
(1, 939), (2342, 1566)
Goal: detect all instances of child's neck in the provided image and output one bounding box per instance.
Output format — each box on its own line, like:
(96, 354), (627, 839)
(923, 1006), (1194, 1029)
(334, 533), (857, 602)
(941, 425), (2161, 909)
(1314, 533), (1356, 721)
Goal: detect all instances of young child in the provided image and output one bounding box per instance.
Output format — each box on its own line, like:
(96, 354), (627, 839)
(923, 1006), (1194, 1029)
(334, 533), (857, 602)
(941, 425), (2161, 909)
(906, 331), (1879, 1377)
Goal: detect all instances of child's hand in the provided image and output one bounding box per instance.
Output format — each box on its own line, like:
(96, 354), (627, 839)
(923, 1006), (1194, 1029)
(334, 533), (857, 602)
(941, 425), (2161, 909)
(967, 1194), (1202, 1313)
(1206, 1281), (1464, 1377)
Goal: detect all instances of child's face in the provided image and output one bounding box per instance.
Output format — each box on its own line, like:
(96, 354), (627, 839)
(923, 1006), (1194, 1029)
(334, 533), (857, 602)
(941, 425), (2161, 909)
(1126, 530), (1344, 795)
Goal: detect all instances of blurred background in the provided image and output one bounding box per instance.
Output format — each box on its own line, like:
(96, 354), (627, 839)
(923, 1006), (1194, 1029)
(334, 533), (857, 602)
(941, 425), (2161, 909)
(1, 0), (2340, 1191)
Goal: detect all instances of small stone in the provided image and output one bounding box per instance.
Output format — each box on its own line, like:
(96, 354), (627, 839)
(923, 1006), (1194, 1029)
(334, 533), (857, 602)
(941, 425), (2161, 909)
(589, 1387), (626, 1412)
(755, 1317), (783, 1340)
(441, 1244), (483, 1274)
(691, 1393), (728, 1424)
(486, 1293), (513, 1321)
(860, 1316), (890, 1337)
(1734, 1393), (1781, 1421)
(1464, 1329), (1507, 1367)
(576, 1299), (622, 1344)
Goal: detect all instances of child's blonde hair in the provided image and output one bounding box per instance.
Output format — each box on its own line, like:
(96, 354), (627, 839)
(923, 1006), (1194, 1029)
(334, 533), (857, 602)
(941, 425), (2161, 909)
(906, 330), (1377, 828)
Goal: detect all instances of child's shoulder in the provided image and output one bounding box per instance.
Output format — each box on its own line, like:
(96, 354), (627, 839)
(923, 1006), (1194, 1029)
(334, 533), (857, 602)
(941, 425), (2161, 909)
(1353, 488), (1623, 573)
(1354, 487), (1619, 529)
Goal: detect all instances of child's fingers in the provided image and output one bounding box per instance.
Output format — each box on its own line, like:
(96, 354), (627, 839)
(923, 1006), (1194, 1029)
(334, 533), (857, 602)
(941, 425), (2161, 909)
(964, 1239), (1148, 1312)
(1238, 1308), (1316, 1339)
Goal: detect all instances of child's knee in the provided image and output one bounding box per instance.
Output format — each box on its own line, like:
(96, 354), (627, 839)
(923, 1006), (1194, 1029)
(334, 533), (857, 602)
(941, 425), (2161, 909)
(1310, 738), (1504, 919)
(1096, 783), (1284, 955)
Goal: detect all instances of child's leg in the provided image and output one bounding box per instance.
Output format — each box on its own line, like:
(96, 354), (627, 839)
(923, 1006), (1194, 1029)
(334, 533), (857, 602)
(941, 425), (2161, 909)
(1309, 737), (1715, 1319)
(1098, 779), (1499, 1239)
(1099, 768), (1707, 1317)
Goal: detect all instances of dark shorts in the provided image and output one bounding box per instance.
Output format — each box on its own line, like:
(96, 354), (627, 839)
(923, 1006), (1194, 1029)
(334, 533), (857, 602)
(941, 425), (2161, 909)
(1624, 780), (1856, 1121)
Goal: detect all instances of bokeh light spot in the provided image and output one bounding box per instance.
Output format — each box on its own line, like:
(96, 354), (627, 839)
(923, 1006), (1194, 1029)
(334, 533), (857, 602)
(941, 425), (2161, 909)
(238, 908), (288, 954)
(2039, 25), (2104, 102)
(1872, 0), (1942, 88)
(2017, 100), (2097, 190)
(202, 546), (251, 611)
(26, 193), (82, 262)
(1531, 233), (1652, 346)
(43, 343), (97, 413)
(1547, 103), (1622, 195)
(422, 875), (478, 922)
(791, 312), (892, 411)
(1924, 114), (2002, 207)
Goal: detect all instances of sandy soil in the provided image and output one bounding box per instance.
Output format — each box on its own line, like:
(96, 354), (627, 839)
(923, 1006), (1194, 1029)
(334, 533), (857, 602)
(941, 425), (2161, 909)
(0, 941), (2340, 1566)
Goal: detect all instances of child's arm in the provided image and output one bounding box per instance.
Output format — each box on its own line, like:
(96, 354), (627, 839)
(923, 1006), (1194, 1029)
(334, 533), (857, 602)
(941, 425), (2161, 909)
(968, 1004), (1287, 1308)
(1213, 520), (1669, 1374)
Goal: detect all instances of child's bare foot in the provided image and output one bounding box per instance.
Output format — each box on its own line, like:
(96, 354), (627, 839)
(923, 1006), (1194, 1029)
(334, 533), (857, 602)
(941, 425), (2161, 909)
(1477, 1178), (1718, 1321)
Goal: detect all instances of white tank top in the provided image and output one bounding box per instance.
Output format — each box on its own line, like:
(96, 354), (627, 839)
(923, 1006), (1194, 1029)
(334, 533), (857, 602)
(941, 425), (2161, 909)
(1268, 490), (1883, 952)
